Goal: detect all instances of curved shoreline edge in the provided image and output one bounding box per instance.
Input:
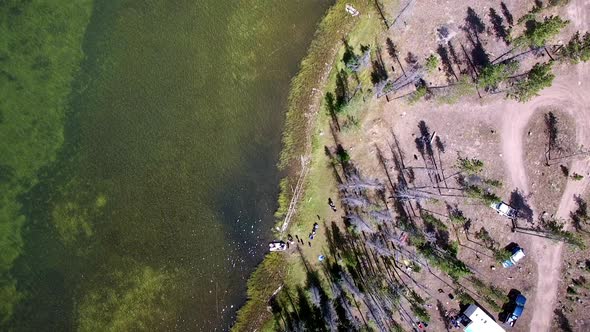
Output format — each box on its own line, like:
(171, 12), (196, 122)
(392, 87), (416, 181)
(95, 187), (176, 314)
(232, 1), (374, 330)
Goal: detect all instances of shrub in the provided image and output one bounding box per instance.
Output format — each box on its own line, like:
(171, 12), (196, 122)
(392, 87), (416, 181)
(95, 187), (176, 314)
(425, 54), (440, 72)
(560, 31), (590, 63)
(477, 62), (518, 90)
(409, 84), (428, 104)
(458, 157), (484, 174)
(509, 62), (555, 102)
(513, 16), (569, 48)
(494, 248), (513, 263)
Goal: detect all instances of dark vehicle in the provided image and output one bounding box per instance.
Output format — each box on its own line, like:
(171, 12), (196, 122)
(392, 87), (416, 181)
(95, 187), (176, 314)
(504, 294), (526, 326)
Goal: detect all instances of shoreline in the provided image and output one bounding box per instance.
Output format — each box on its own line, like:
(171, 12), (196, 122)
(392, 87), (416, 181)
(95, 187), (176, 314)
(231, 1), (376, 330)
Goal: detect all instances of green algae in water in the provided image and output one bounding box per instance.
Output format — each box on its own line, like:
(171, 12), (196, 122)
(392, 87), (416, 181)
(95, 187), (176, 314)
(2, 0), (331, 330)
(0, 0), (93, 323)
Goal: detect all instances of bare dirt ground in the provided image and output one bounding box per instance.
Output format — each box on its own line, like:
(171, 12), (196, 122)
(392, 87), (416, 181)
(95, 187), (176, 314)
(270, 1), (590, 331)
(338, 1), (590, 331)
(502, 65), (590, 332)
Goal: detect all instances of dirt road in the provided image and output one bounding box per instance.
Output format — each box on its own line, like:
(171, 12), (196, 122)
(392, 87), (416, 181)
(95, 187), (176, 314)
(500, 61), (590, 331)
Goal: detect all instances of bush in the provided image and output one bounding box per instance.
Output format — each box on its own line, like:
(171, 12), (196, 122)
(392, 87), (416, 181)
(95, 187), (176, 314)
(513, 16), (569, 48)
(418, 244), (471, 280)
(509, 62), (555, 102)
(425, 54), (440, 72)
(458, 157), (484, 174)
(560, 31), (590, 63)
(456, 290), (475, 304)
(437, 75), (476, 104)
(483, 179), (503, 188)
(466, 186), (501, 205)
(477, 62), (518, 90)
(409, 84), (428, 104)
(422, 212), (448, 230)
(494, 248), (513, 263)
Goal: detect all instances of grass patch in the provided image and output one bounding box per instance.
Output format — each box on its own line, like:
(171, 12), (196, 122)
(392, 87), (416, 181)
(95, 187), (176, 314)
(234, 2), (384, 330)
(278, 1), (376, 171)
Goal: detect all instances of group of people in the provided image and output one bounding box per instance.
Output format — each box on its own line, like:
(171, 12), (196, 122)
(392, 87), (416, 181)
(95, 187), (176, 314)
(280, 197), (338, 250)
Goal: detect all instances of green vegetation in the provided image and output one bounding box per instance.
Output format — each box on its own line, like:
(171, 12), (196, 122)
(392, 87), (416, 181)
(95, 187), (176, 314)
(542, 218), (587, 249)
(469, 277), (508, 313)
(274, 178), (291, 220)
(560, 31), (590, 63)
(494, 248), (513, 263)
(458, 157), (484, 174)
(437, 75), (476, 104)
(422, 212), (448, 230)
(509, 62), (555, 102)
(477, 62), (518, 90)
(235, 3), (380, 330)
(278, 2), (373, 169)
(0, 0), (93, 323)
(336, 146), (351, 165)
(425, 54), (440, 72)
(449, 213), (468, 226)
(409, 84), (428, 104)
(409, 290), (430, 322)
(475, 227), (497, 249)
(232, 254), (287, 331)
(78, 265), (177, 331)
(483, 179), (503, 188)
(513, 16), (569, 48)
(456, 290), (475, 304)
(417, 243), (471, 280)
(548, 0), (570, 7)
(571, 173), (584, 181)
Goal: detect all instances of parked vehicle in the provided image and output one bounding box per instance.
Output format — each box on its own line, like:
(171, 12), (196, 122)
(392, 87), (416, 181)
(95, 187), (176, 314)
(504, 294), (527, 326)
(269, 241), (286, 252)
(502, 246), (525, 268)
(491, 201), (518, 219)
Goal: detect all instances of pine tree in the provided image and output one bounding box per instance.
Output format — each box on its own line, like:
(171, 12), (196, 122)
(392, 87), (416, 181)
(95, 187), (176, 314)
(509, 62), (555, 102)
(514, 16), (569, 48)
(560, 31), (590, 63)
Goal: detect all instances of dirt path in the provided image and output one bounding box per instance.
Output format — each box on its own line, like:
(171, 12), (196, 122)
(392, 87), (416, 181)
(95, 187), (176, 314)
(500, 61), (590, 331)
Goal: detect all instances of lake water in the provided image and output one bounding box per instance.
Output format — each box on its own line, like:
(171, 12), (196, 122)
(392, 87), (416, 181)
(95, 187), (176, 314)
(8, 0), (330, 330)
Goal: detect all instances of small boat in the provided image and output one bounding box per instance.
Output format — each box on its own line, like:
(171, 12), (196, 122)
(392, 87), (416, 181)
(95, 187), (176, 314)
(345, 4), (359, 17)
(269, 241), (287, 252)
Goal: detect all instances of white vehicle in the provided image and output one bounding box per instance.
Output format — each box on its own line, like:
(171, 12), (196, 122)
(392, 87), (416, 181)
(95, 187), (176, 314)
(269, 241), (287, 252)
(491, 201), (518, 219)
(502, 247), (525, 268)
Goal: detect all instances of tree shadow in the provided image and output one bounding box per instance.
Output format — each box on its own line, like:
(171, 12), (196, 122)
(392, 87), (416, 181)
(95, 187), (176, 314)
(545, 112), (560, 162)
(386, 38), (406, 77)
(370, 47), (388, 85)
(325, 92), (341, 132)
(437, 44), (458, 82)
(335, 69), (349, 108)
(342, 38), (360, 72)
(465, 7), (486, 35)
(269, 295), (292, 331)
(417, 120), (434, 158)
(405, 52), (419, 66)
(489, 8), (509, 44)
(295, 286), (327, 331)
(500, 2), (514, 27)
(509, 189), (533, 223)
(554, 308), (573, 332)
(324, 146), (343, 185)
(448, 42), (465, 73)
(464, 7), (490, 68)
(570, 195), (589, 232)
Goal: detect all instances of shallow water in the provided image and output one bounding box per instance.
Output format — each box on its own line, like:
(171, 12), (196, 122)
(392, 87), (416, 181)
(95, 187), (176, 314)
(8, 0), (330, 330)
